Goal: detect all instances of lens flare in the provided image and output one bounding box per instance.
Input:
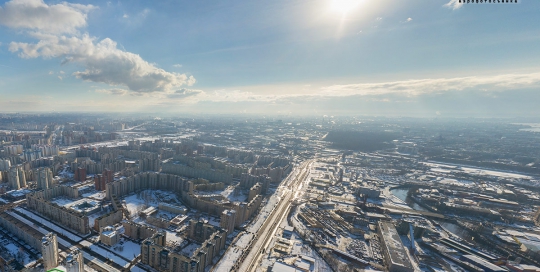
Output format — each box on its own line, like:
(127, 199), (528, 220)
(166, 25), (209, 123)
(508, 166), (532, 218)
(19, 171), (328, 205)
(330, 0), (360, 15)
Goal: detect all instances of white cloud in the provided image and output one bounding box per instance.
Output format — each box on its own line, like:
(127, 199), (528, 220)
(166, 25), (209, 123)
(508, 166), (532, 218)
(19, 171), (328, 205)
(174, 72), (540, 104)
(96, 88), (129, 96)
(406, 18), (412, 22)
(48, 70), (53, 75)
(57, 75), (62, 80)
(444, 0), (464, 10)
(0, 0), (95, 34)
(320, 72), (540, 97)
(173, 64), (183, 68)
(167, 88), (204, 99)
(2, 0), (195, 95)
(122, 14), (128, 18)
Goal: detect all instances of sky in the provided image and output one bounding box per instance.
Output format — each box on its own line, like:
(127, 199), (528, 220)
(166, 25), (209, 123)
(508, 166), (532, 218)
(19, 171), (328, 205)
(0, 0), (539, 117)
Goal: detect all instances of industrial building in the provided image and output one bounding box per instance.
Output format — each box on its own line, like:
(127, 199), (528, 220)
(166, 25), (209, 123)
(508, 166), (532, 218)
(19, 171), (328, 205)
(377, 221), (414, 272)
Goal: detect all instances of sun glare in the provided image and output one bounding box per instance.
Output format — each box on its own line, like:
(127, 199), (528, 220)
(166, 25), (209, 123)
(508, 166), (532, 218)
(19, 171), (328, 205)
(330, 0), (361, 15)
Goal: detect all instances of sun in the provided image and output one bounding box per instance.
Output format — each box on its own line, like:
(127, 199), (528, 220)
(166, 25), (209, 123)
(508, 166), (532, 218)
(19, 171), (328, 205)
(330, 0), (361, 15)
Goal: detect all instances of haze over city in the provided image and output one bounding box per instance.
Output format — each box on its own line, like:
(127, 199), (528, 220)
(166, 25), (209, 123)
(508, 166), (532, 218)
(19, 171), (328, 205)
(1, 1), (540, 272)
(1, 0), (539, 117)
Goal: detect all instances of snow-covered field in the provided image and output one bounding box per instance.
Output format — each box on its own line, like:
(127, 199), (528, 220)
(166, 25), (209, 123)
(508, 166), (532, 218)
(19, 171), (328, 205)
(165, 230), (184, 245)
(82, 190), (107, 200)
(424, 162), (536, 180)
(111, 239), (141, 260)
(219, 186), (248, 202)
(123, 190), (181, 216)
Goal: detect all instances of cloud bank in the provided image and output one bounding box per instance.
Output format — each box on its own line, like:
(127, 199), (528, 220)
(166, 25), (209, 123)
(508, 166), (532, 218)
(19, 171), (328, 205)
(1, 0), (194, 95)
(164, 72), (540, 104)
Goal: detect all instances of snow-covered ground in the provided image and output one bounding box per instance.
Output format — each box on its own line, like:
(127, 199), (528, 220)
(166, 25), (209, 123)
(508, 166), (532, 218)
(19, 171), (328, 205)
(124, 194), (147, 216)
(424, 162), (536, 180)
(219, 186), (248, 202)
(80, 240), (131, 268)
(165, 230), (184, 245)
(82, 190), (107, 200)
(111, 239), (141, 260)
(0, 237), (38, 267)
(123, 190), (181, 216)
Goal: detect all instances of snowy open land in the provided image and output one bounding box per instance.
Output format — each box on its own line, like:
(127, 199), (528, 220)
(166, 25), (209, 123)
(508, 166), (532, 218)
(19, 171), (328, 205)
(219, 185), (248, 202)
(123, 190), (181, 216)
(111, 239), (141, 260)
(80, 239), (131, 268)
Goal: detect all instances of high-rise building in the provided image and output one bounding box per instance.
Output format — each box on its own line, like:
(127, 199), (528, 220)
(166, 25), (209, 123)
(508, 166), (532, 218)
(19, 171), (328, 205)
(234, 203), (247, 227)
(36, 167), (53, 190)
(188, 220), (219, 242)
(103, 168), (113, 183)
(6, 145), (23, 155)
(94, 174), (106, 191)
(220, 209), (236, 234)
(0, 159), (11, 171)
(95, 168), (114, 191)
(65, 249), (84, 272)
(248, 183), (262, 202)
(8, 165), (26, 190)
(74, 167), (86, 182)
(139, 158), (160, 172)
(41, 233), (59, 270)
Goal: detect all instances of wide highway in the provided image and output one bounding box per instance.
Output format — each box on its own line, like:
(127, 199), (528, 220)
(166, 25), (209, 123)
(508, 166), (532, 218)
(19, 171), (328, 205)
(237, 159), (313, 272)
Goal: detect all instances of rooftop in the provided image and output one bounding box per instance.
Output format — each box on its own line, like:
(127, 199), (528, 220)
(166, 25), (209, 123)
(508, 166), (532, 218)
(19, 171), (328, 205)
(378, 221), (413, 269)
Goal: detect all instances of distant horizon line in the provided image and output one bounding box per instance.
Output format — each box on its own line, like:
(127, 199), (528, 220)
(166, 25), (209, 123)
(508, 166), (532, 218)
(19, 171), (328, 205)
(0, 111), (540, 122)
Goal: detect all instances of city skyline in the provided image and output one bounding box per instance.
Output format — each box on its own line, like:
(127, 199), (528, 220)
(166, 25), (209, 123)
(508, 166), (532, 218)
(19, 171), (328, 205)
(1, 0), (539, 117)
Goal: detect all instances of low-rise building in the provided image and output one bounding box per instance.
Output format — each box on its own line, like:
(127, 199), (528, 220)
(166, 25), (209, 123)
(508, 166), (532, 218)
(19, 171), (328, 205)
(100, 226), (119, 246)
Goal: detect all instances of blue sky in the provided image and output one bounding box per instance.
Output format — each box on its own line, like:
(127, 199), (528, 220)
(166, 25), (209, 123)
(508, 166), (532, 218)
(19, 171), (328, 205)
(0, 0), (539, 117)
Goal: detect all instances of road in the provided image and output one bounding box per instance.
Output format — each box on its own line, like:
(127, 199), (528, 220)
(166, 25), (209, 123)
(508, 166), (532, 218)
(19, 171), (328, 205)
(237, 159), (313, 272)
